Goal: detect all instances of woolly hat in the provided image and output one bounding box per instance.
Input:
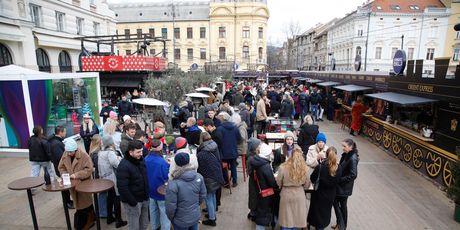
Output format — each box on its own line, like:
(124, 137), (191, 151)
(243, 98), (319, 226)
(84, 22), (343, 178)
(123, 115), (131, 122)
(109, 111), (117, 119)
(175, 152), (190, 167)
(284, 131), (295, 140)
(238, 102), (246, 111)
(259, 143), (273, 160)
(165, 135), (175, 145)
(151, 139), (163, 152)
(102, 135), (114, 147)
(316, 132), (327, 144)
(175, 137), (187, 149)
(65, 139), (78, 152)
(247, 137), (261, 153)
(83, 113), (91, 119)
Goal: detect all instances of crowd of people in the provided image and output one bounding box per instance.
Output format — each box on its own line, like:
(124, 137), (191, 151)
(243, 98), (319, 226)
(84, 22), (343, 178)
(27, 79), (365, 230)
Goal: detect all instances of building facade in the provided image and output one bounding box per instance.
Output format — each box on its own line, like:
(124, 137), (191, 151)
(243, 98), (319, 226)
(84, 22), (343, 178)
(110, 0), (269, 71)
(0, 0), (116, 72)
(440, 0), (460, 76)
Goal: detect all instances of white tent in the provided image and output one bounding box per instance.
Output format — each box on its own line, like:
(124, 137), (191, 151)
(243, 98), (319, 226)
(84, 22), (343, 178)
(132, 98), (166, 106)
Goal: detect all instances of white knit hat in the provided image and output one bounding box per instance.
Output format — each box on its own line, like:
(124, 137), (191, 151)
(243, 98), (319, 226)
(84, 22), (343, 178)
(259, 143), (273, 160)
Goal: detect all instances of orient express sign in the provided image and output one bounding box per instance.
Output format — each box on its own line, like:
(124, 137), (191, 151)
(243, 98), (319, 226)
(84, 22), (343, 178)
(393, 50), (406, 75)
(407, 84), (434, 93)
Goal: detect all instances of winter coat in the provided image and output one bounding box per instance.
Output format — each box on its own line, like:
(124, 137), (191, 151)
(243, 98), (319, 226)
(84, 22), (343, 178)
(351, 102), (367, 132)
(117, 100), (132, 117)
(197, 140), (225, 190)
(112, 131), (122, 154)
(180, 125), (202, 147)
(165, 168), (206, 228)
(145, 152), (170, 201)
(272, 144), (301, 173)
(276, 164), (310, 228)
(216, 121), (242, 160)
(279, 100), (293, 118)
(119, 133), (133, 157)
(28, 135), (51, 162)
(116, 153), (149, 206)
(209, 129), (223, 155)
(308, 161), (342, 228)
(310, 92), (322, 105)
(256, 99), (268, 121)
(270, 100), (281, 115)
(249, 155), (279, 227)
(168, 148), (199, 180)
(177, 107), (191, 124)
(233, 91), (244, 106)
(58, 149), (93, 210)
(239, 108), (251, 127)
(297, 124), (319, 155)
(98, 147), (121, 195)
(337, 150), (359, 196)
(306, 144), (328, 171)
(48, 135), (65, 175)
(293, 94), (301, 114)
(99, 106), (113, 124)
(237, 122), (248, 156)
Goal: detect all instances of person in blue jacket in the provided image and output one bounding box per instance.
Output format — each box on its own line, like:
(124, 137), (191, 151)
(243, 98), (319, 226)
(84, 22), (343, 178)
(216, 112), (242, 187)
(145, 139), (171, 230)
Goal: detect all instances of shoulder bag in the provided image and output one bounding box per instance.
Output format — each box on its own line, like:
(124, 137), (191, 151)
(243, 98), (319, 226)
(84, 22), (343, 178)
(253, 170), (275, 198)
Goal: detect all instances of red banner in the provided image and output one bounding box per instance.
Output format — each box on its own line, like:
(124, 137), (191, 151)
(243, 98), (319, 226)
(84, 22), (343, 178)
(81, 56), (166, 72)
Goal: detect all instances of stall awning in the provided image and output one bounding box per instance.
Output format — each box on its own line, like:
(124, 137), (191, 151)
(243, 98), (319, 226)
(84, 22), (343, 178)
(317, 81), (341, 87)
(100, 79), (142, 88)
(306, 79), (323, 83)
(365, 92), (438, 106)
(333, 84), (372, 92)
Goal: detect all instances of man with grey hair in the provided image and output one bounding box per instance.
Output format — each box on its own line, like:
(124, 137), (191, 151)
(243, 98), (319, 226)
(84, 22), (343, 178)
(180, 117), (201, 147)
(216, 112), (242, 187)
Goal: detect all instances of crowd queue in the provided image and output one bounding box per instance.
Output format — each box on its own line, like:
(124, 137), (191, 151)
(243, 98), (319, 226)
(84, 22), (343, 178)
(27, 80), (363, 230)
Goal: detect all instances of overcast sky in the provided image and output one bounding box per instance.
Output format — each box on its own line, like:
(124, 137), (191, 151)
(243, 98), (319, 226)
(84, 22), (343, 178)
(107, 0), (368, 46)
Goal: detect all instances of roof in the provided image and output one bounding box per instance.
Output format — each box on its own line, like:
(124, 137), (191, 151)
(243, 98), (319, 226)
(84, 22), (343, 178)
(365, 92), (438, 106)
(0, 65), (47, 76)
(370, 0), (445, 13)
(333, 84), (373, 92)
(317, 81), (341, 87)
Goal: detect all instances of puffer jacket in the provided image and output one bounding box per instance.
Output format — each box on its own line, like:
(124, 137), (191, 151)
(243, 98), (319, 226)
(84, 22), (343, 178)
(165, 168), (206, 228)
(197, 140), (224, 187)
(28, 135), (51, 162)
(116, 153), (149, 206)
(337, 150), (359, 196)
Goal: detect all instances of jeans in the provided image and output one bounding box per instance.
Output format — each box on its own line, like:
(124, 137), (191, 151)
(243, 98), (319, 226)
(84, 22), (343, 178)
(318, 107), (324, 120)
(300, 105), (308, 122)
(98, 191), (107, 218)
(149, 199), (170, 230)
(256, 225), (266, 230)
(333, 196), (348, 230)
(123, 201), (149, 230)
(30, 161), (56, 178)
(223, 158), (238, 184)
(205, 192), (217, 220)
(172, 223), (198, 230)
(311, 104), (318, 121)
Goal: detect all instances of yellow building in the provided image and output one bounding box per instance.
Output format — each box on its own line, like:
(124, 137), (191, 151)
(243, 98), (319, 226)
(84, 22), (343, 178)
(110, 0), (269, 71)
(441, 0), (460, 76)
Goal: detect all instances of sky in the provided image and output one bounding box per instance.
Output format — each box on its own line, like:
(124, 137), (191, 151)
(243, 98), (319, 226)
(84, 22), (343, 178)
(107, 0), (369, 46)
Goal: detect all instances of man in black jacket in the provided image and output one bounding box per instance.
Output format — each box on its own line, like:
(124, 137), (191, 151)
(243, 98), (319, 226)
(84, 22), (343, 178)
(99, 101), (113, 124)
(48, 126), (73, 209)
(117, 140), (149, 230)
(117, 95), (133, 121)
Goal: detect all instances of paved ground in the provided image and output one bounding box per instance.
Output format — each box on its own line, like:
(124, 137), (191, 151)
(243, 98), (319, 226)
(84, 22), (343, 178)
(0, 119), (459, 230)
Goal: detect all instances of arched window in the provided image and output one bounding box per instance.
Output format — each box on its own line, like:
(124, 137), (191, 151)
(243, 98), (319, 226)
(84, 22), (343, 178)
(356, 46), (362, 56)
(58, 50), (72, 72)
(0, 43), (13, 67)
(36, 48), (50, 72)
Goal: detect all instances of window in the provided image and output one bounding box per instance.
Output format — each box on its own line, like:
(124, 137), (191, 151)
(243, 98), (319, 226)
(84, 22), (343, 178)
(30, 4), (41, 27)
(375, 47), (382, 59)
(162, 28), (167, 39)
(456, 31), (460, 40)
(137, 29), (142, 38)
(258, 47), (263, 60)
(0, 43), (13, 67)
(426, 48), (435, 60)
(149, 28), (155, 38)
(453, 48), (459, 61)
(126, 50), (131, 55)
(391, 47), (398, 59)
(357, 29), (363, 37)
(258, 27), (263, 39)
(200, 48), (206, 59)
(390, 5), (400, 10)
(187, 27), (193, 39)
(219, 47), (226, 60)
(56, 12), (65, 32)
(376, 6), (382, 10)
(243, 46), (249, 59)
(187, 48), (193, 60)
(356, 46), (362, 56)
(76, 17), (84, 35)
(58, 51), (72, 72)
(200, 27), (206, 39)
(409, 5), (419, 10)
(219, 26), (226, 38)
(408, 48), (414, 60)
(150, 49), (156, 56)
(174, 49), (180, 60)
(93, 22), (100, 36)
(124, 29), (130, 39)
(242, 26), (250, 38)
(36, 48), (50, 72)
(174, 28), (180, 39)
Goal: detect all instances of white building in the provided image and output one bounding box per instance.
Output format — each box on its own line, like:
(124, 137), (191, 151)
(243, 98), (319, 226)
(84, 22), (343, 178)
(0, 0), (116, 72)
(327, 0), (450, 75)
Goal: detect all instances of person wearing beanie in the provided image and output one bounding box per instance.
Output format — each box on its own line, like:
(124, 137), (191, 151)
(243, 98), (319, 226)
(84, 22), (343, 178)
(100, 101), (113, 124)
(117, 140), (150, 230)
(80, 113), (99, 154)
(306, 132), (328, 172)
(97, 135), (127, 227)
(248, 142), (278, 229)
(273, 130), (301, 173)
(168, 137), (199, 180)
(58, 138), (96, 229)
(166, 152), (206, 230)
(246, 137), (262, 221)
(145, 139), (171, 230)
(298, 114), (319, 158)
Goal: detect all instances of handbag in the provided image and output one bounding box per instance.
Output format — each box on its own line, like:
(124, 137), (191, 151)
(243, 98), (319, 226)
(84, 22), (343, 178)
(313, 163), (321, 191)
(204, 177), (221, 192)
(253, 170), (275, 198)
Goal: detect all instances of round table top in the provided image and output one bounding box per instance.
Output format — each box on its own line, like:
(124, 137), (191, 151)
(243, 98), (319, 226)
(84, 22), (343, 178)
(157, 184), (167, 196)
(42, 179), (77, 192)
(8, 177), (45, 190)
(75, 179), (114, 193)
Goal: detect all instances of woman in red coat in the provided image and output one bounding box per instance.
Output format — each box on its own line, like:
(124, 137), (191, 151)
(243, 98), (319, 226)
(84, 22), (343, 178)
(350, 96), (367, 136)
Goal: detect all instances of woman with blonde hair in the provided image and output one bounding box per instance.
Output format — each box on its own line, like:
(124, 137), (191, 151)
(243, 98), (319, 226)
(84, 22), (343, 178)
(88, 134), (102, 157)
(80, 113), (99, 153)
(276, 147), (310, 230)
(307, 147), (342, 230)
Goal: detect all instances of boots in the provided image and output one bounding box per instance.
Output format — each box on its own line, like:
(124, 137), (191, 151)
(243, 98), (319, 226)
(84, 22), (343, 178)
(82, 207), (95, 230)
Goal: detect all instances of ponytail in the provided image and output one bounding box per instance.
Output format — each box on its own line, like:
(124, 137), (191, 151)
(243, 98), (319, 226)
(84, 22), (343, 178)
(343, 138), (358, 154)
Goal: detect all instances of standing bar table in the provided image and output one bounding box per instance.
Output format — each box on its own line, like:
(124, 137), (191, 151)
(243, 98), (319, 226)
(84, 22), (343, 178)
(42, 179), (77, 230)
(75, 179), (114, 230)
(8, 177), (45, 230)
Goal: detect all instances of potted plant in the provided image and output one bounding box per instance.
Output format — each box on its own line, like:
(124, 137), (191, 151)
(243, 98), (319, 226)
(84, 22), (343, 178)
(447, 147), (460, 222)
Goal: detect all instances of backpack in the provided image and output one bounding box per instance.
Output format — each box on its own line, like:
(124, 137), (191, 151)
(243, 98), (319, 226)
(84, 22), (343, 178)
(299, 93), (307, 106)
(91, 152), (99, 179)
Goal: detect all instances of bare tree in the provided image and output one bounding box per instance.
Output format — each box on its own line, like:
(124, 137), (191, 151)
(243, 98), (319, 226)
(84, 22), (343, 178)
(282, 20), (301, 69)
